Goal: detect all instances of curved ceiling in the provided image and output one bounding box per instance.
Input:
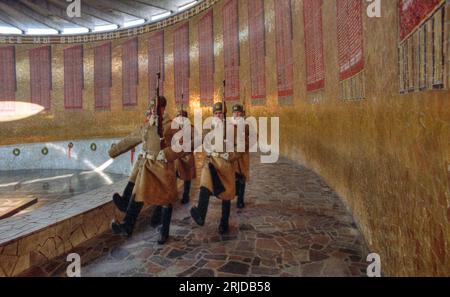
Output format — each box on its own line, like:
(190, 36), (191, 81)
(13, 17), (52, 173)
(0, 0), (202, 35)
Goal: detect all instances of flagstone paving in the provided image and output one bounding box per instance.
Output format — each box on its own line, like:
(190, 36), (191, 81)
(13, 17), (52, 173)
(20, 155), (370, 277)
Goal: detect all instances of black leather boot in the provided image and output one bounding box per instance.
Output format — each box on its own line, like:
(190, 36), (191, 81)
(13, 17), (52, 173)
(235, 178), (240, 198)
(150, 206), (162, 227)
(158, 205), (173, 244)
(219, 200), (231, 234)
(181, 180), (191, 204)
(236, 176), (246, 209)
(190, 187), (211, 226)
(113, 182), (135, 213)
(111, 197), (143, 237)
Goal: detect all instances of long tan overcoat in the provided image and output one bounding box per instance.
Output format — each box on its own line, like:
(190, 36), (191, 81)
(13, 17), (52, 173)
(129, 155), (143, 183)
(175, 124), (197, 181)
(234, 124), (250, 182)
(176, 153), (196, 181)
(109, 115), (184, 206)
(199, 124), (244, 201)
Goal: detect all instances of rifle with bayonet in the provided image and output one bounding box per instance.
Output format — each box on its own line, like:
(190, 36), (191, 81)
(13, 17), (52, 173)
(222, 80), (227, 140)
(156, 70), (163, 145)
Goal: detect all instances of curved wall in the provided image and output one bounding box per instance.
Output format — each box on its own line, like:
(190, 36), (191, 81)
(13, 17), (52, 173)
(0, 0), (449, 276)
(0, 138), (138, 176)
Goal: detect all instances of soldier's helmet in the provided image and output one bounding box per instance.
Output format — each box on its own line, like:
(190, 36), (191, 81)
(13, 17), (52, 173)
(176, 110), (188, 117)
(232, 103), (244, 113)
(213, 102), (223, 113)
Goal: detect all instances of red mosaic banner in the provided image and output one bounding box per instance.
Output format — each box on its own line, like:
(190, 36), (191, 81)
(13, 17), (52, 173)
(337, 0), (364, 81)
(248, 0), (266, 100)
(64, 45), (83, 109)
(174, 23), (190, 104)
(94, 42), (112, 109)
(303, 0), (325, 92)
(148, 31), (165, 101)
(222, 0), (240, 101)
(0, 46), (16, 104)
(122, 38), (139, 107)
(275, 0), (293, 98)
(199, 10), (214, 103)
(30, 46), (52, 110)
(399, 0), (444, 42)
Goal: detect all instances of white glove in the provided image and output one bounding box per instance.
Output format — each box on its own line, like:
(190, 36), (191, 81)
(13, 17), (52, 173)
(220, 152), (229, 161)
(156, 150), (167, 163)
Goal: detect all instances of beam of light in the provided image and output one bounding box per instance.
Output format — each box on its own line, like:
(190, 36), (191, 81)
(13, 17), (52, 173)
(80, 158), (114, 174)
(0, 181), (20, 188)
(0, 26), (22, 34)
(178, 0), (198, 11)
(0, 101), (44, 122)
(21, 174), (74, 185)
(94, 158), (114, 172)
(62, 27), (89, 35)
(124, 19), (146, 28)
(79, 158), (114, 185)
(0, 173), (74, 188)
(27, 28), (59, 35)
(94, 24), (118, 32)
(151, 11), (171, 21)
(0, 159), (115, 188)
(42, 143), (114, 184)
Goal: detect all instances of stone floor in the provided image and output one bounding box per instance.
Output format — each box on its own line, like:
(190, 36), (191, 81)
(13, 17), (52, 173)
(20, 155), (369, 277)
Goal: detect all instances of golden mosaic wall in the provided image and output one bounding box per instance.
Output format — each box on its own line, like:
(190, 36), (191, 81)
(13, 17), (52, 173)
(1, 0), (449, 276)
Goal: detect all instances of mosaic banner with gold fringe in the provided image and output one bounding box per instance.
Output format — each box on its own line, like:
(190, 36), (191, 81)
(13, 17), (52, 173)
(399, 0), (445, 42)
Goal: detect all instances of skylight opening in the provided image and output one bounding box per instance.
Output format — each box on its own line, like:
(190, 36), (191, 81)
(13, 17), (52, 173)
(62, 27), (90, 35)
(178, 0), (198, 12)
(0, 26), (22, 35)
(151, 11), (171, 21)
(124, 19), (146, 28)
(27, 28), (58, 35)
(94, 24), (119, 32)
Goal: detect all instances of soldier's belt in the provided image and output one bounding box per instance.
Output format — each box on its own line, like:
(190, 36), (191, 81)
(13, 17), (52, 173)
(142, 152), (158, 160)
(207, 152), (220, 158)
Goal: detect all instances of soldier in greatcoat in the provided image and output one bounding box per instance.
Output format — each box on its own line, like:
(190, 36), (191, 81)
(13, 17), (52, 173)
(232, 104), (250, 209)
(174, 109), (197, 204)
(190, 102), (244, 234)
(108, 97), (185, 244)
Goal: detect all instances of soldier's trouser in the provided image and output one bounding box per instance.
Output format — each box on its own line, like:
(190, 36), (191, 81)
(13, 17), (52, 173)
(113, 182), (135, 213)
(181, 180), (191, 204)
(158, 204), (173, 244)
(150, 206), (162, 227)
(190, 187), (211, 226)
(235, 174), (246, 208)
(124, 198), (143, 227)
(219, 200), (231, 234)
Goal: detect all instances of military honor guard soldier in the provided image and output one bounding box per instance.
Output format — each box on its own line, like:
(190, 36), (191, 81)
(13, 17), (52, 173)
(190, 102), (244, 234)
(232, 103), (250, 209)
(108, 97), (187, 244)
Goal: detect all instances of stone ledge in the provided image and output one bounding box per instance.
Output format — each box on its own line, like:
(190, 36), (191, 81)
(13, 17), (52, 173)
(0, 178), (128, 276)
